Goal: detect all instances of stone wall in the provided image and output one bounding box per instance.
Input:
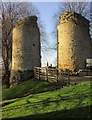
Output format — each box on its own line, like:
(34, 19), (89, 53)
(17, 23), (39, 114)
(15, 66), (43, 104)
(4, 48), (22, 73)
(10, 16), (41, 85)
(57, 11), (91, 71)
(91, 40), (92, 58)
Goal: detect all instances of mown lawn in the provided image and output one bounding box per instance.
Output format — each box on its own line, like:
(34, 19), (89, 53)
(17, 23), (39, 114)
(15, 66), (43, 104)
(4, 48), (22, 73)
(2, 81), (92, 119)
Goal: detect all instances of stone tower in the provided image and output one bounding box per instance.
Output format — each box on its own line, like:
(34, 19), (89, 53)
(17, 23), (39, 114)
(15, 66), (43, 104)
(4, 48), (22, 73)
(57, 11), (91, 71)
(10, 16), (41, 85)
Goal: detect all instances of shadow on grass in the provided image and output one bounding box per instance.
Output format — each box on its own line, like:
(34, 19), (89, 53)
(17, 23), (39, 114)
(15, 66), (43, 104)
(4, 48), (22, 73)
(2, 105), (92, 120)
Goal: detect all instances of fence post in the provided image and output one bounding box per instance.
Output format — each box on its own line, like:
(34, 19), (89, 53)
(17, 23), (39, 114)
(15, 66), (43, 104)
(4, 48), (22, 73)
(34, 67), (36, 79)
(38, 68), (40, 80)
(56, 69), (58, 83)
(46, 68), (48, 82)
(67, 70), (70, 84)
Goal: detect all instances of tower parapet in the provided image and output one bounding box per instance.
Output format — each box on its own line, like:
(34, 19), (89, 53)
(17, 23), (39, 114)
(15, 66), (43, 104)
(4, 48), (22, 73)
(59, 11), (89, 27)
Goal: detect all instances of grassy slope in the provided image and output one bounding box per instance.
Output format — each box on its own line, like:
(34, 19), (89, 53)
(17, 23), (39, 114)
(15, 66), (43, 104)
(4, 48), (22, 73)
(2, 81), (92, 119)
(2, 78), (58, 100)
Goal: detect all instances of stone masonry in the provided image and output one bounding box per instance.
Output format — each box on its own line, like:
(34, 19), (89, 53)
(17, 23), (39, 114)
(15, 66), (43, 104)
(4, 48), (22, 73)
(10, 16), (41, 85)
(57, 11), (91, 71)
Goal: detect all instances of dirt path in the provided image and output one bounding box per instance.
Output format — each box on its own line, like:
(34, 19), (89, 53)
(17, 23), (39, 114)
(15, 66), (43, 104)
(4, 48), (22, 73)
(69, 75), (92, 83)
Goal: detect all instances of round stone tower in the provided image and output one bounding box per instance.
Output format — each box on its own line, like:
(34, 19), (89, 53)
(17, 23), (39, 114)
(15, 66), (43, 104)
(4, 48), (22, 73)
(10, 16), (41, 85)
(57, 11), (91, 71)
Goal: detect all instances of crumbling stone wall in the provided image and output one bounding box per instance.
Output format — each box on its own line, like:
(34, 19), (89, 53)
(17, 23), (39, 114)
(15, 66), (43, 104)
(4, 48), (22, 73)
(10, 16), (41, 85)
(57, 11), (91, 71)
(91, 40), (92, 57)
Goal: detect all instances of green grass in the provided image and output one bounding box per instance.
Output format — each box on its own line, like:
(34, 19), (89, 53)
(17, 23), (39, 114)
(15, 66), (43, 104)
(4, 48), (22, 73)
(2, 81), (92, 119)
(2, 78), (58, 100)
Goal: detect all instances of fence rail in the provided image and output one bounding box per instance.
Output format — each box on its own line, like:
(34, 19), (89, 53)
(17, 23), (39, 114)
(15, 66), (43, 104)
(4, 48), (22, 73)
(34, 67), (70, 85)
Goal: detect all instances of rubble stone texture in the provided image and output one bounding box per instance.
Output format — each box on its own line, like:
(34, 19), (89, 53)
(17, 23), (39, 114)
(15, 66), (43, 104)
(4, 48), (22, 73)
(10, 16), (41, 85)
(57, 11), (91, 71)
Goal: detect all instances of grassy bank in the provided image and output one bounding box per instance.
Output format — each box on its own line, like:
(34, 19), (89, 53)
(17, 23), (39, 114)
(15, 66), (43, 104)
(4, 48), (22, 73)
(2, 81), (91, 119)
(2, 78), (59, 100)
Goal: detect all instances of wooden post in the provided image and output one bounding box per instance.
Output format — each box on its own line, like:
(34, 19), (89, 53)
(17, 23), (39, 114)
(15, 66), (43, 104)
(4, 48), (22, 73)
(67, 70), (70, 84)
(34, 67), (36, 78)
(46, 68), (48, 82)
(38, 68), (40, 80)
(56, 69), (58, 83)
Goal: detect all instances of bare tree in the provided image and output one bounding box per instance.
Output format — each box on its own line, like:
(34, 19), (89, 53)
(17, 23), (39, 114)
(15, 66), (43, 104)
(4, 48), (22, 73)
(1, 2), (47, 87)
(55, 2), (90, 25)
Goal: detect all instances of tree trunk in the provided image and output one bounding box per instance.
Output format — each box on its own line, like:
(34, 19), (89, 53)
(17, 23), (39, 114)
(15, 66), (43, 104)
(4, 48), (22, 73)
(2, 47), (10, 88)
